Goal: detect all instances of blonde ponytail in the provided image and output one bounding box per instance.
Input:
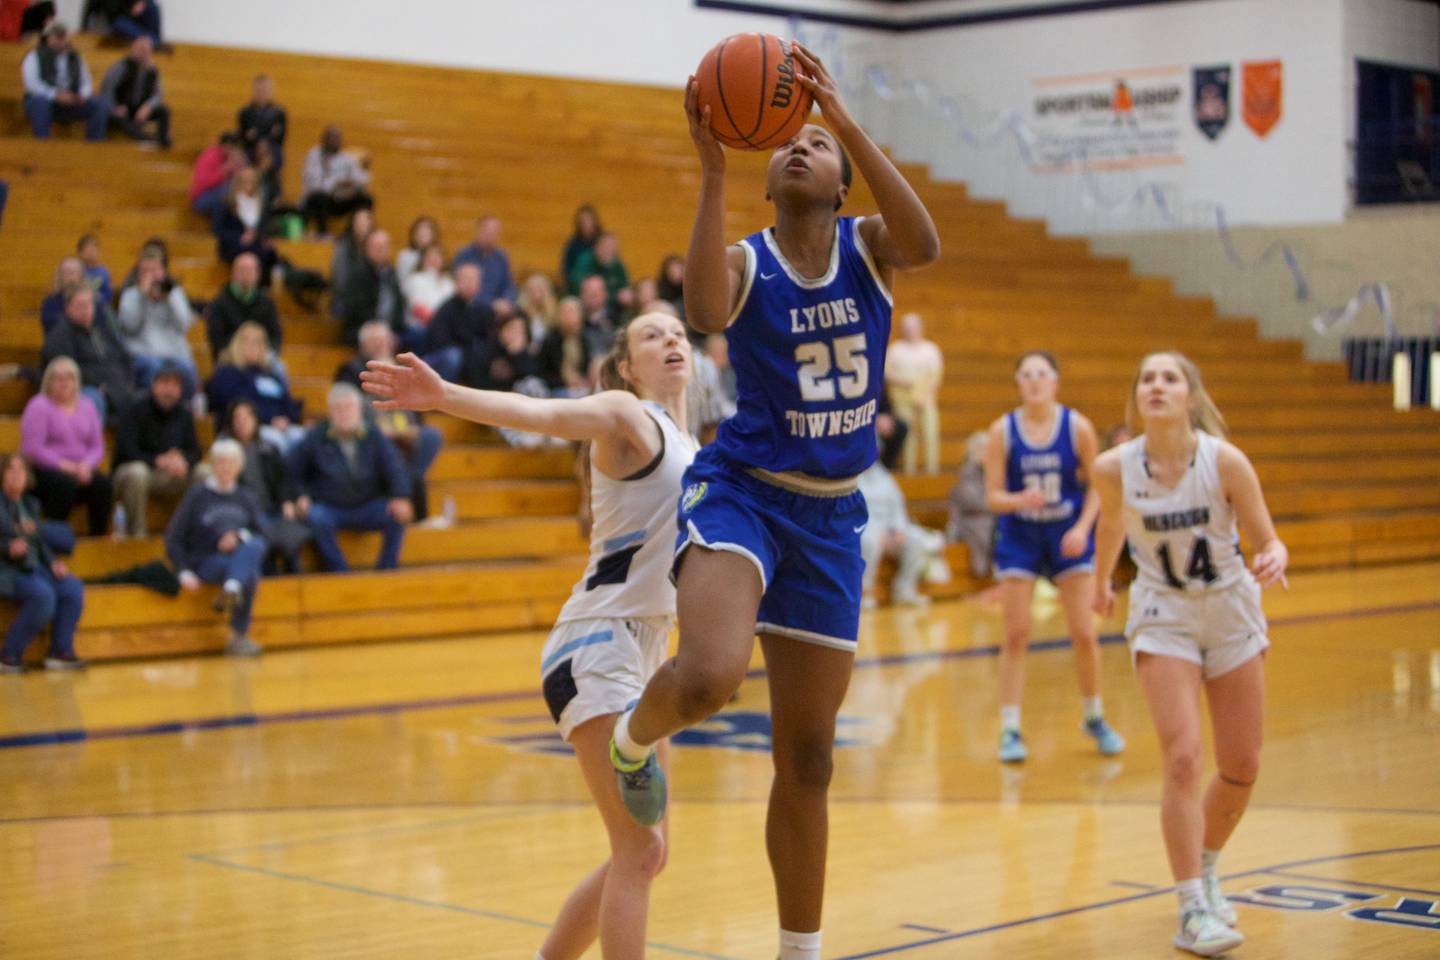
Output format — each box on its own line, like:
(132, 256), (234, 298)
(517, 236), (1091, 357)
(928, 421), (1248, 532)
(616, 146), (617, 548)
(1126, 351), (1229, 437)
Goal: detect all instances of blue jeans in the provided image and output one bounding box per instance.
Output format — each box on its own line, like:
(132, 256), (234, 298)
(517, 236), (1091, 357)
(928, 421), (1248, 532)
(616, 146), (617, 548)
(422, 345), (463, 384)
(306, 499), (405, 571)
(131, 353), (198, 397)
(195, 536), (267, 634)
(81, 386), (107, 424)
(192, 182), (229, 222)
(24, 94), (108, 141)
(112, 2), (162, 41)
(3, 568), (84, 661)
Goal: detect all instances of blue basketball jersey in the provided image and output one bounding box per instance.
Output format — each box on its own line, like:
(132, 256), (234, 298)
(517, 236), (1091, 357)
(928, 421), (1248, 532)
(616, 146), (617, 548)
(1001, 405), (1085, 526)
(711, 216), (894, 479)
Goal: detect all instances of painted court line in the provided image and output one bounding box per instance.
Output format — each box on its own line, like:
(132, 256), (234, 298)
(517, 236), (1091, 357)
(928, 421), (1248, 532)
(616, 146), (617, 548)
(1260, 870), (1440, 899)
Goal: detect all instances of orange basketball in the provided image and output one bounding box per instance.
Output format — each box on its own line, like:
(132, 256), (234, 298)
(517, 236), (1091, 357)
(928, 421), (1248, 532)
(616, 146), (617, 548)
(695, 33), (814, 150)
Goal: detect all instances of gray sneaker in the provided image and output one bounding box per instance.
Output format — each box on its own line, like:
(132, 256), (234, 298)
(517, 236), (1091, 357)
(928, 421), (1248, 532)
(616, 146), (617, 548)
(43, 654), (86, 671)
(0, 657), (25, 674)
(610, 737), (667, 826)
(224, 634), (262, 657)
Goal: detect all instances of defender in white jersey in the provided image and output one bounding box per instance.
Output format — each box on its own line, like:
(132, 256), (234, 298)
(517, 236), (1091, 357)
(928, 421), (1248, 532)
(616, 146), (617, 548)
(361, 313), (695, 960)
(1092, 352), (1288, 958)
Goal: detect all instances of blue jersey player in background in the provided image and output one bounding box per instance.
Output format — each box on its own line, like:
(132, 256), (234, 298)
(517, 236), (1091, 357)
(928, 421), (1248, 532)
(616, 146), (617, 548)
(608, 42), (939, 960)
(984, 351), (1124, 764)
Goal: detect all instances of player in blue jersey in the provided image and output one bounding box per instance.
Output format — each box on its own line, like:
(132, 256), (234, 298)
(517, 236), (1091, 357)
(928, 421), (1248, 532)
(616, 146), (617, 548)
(607, 43), (939, 960)
(984, 351), (1124, 763)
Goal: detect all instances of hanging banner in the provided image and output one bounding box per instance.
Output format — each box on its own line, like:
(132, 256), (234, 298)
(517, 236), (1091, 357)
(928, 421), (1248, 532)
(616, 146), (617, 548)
(1027, 65), (1186, 172)
(1242, 60), (1283, 138)
(1192, 64), (1231, 140)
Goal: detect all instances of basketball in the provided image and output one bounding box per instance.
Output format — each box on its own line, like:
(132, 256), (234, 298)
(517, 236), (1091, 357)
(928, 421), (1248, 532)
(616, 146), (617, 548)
(695, 33), (814, 150)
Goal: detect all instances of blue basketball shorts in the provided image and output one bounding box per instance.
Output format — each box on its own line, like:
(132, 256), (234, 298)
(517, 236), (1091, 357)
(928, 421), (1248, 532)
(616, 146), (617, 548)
(993, 516), (1095, 582)
(673, 449), (867, 651)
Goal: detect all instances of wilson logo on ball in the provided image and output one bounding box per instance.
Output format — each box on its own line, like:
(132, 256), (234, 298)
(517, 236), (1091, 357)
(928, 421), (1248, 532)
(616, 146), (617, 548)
(697, 33), (814, 150)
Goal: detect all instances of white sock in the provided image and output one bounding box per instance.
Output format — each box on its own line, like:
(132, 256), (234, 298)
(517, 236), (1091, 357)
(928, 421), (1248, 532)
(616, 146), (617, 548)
(1000, 705), (1021, 733)
(612, 708), (651, 764)
(779, 928), (821, 960)
(1176, 877), (1206, 915)
(223, 578), (242, 595)
(1082, 696), (1103, 721)
(1201, 848), (1220, 878)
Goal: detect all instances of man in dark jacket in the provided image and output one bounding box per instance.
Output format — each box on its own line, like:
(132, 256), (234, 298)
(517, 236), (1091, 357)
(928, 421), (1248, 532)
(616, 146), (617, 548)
(111, 363), (201, 537)
(99, 35), (169, 147)
(206, 254), (282, 360)
(335, 229), (404, 347)
(288, 383), (412, 571)
(423, 262), (490, 383)
(40, 286), (134, 423)
(238, 74), (287, 172)
(0, 453), (84, 672)
(20, 22), (106, 140)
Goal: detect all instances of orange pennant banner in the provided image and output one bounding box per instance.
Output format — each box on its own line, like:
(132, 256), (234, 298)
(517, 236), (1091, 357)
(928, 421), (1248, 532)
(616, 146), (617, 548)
(1242, 60), (1283, 138)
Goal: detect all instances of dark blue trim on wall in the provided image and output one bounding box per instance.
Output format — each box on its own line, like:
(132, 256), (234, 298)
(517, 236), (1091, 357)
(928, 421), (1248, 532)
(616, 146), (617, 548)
(696, 0), (1198, 33)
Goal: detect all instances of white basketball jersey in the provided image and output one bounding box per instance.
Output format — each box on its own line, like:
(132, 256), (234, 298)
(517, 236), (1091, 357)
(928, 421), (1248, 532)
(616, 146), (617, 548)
(1119, 432), (1250, 593)
(556, 402), (697, 624)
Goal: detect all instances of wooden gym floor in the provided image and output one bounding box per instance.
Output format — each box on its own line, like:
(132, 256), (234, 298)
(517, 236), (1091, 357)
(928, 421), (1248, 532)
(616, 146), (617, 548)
(1, 562), (1437, 959)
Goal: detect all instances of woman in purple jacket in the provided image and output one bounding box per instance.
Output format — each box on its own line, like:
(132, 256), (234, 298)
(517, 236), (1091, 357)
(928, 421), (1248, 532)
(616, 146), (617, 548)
(20, 356), (114, 535)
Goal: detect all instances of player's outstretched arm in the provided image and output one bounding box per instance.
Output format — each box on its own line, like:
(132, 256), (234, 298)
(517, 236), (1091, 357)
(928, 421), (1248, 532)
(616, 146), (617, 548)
(1090, 450), (1126, 616)
(1218, 442), (1289, 587)
(792, 43), (939, 272)
(682, 76), (744, 334)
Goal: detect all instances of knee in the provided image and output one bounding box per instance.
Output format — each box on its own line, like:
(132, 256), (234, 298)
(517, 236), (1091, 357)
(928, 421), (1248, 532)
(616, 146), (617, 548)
(672, 661), (740, 724)
(775, 735), (835, 792)
(1002, 623), (1031, 653)
(1218, 753), (1260, 787)
(306, 503), (336, 531)
(1163, 742), (1205, 789)
(21, 582), (57, 620)
(614, 828), (667, 881)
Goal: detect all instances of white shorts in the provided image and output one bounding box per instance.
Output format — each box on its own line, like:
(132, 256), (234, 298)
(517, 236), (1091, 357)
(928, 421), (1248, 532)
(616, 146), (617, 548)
(540, 616), (672, 741)
(1125, 577), (1269, 680)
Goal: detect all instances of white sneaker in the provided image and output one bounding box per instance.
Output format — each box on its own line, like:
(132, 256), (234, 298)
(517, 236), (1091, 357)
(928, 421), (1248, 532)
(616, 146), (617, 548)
(1174, 910), (1243, 957)
(1203, 872), (1238, 926)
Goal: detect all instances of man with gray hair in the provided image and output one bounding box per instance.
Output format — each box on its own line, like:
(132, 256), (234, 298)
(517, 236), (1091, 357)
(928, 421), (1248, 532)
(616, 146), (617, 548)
(287, 382), (412, 571)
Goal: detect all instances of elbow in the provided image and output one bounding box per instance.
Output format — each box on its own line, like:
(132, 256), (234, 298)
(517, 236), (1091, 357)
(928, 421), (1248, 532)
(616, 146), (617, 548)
(913, 234), (941, 268)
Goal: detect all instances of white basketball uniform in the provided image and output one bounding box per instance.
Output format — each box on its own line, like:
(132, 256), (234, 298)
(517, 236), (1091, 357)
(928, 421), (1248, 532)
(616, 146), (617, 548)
(1119, 432), (1268, 678)
(541, 402), (698, 740)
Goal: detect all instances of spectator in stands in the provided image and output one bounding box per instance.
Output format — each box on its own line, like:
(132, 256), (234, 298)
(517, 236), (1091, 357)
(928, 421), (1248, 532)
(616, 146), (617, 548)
(112, 362), (199, 537)
(21, 22), (106, 141)
(20, 357), (112, 536)
(0, 453), (85, 673)
(108, 0), (161, 44)
(396, 215), (438, 280)
(116, 252), (196, 394)
(536, 296), (593, 397)
(578, 274), (617, 356)
(656, 254), (685, 316)
(334, 322), (444, 522)
(516, 271), (558, 345)
(335, 229), (404, 347)
(214, 166), (278, 277)
(190, 131), (245, 222)
(560, 204), (601, 293)
(400, 243), (453, 347)
(947, 430), (994, 579)
(424, 262), (489, 384)
(3, 1), (56, 40)
(206, 322), (302, 450)
(885, 312), (944, 474)
(217, 399), (308, 572)
(876, 392), (909, 473)
(77, 234), (112, 307)
(289, 383), (411, 571)
(568, 231), (632, 316)
(40, 255), (86, 332)
(858, 456), (945, 608)
(1103, 424), (1133, 450)
(206, 252), (281, 362)
(237, 74), (286, 173)
(100, 35), (169, 147)
(631, 277), (658, 319)
(118, 236), (168, 292)
(470, 313), (538, 393)
(452, 215), (516, 318)
(300, 125), (372, 236)
(41, 286), (133, 423)
(328, 207), (373, 317)
(704, 334), (736, 408)
(167, 439), (266, 658)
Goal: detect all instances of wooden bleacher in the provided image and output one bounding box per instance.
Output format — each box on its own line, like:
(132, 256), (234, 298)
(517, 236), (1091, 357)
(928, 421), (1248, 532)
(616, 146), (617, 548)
(0, 36), (1436, 662)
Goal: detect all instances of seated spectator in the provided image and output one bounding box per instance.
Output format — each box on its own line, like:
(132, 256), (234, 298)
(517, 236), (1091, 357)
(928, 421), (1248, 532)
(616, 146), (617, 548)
(1104, 424), (1133, 449)
(206, 322), (303, 451)
(947, 430), (995, 580)
(560, 204), (601, 293)
(2, 1), (56, 40)
(858, 456), (945, 608)
(289, 383), (412, 571)
(335, 229), (404, 347)
(21, 22), (106, 141)
(401, 243), (454, 346)
(237, 73), (286, 173)
(41, 286), (133, 423)
(118, 236), (168, 293)
(568, 231), (632, 316)
(77, 234), (113, 307)
(166, 439), (266, 658)
(469, 313), (538, 393)
(116, 252), (196, 394)
(112, 363), (199, 537)
(876, 391), (909, 473)
(0, 453), (85, 673)
(424, 262), (490, 383)
(190, 131), (245, 222)
(631, 277), (658, 319)
(578, 274), (617, 356)
(215, 166), (278, 277)
(704, 334), (737, 409)
(40, 254), (85, 332)
(452, 215), (516, 318)
(100, 35), (169, 147)
(206, 253), (282, 362)
(217, 400), (308, 571)
(328, 207), (374, 318)
(656, 254), (684, 316)
(396, 215), (438, 280)
(300, 125), (372, 236)
(516, 271), (558, 345)
(334, 322), (444, 521)
(107, 0), (161, 44)
(885, 311), (944, 474)
(536, 296), (593, 397)
(20, 357), (112, 536)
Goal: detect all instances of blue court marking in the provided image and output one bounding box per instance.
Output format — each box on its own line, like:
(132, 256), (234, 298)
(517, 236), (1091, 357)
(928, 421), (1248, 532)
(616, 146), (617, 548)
(835, 844), (1440, 959)
(189, 853), (741, 960)
(539, 628), (613, 674)
(899, 924), (952, 934)
(1260, 870), (1440, 899)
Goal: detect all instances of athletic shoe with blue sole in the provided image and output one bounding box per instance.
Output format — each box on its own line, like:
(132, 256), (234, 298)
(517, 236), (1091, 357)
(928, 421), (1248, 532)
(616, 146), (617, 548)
(1084, 717), (1125, 755)
(611, 738), (667, 826)
(998, 729), (1028, 763)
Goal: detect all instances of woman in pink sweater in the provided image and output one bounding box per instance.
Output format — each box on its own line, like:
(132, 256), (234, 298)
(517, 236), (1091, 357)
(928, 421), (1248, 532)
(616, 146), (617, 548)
(20, 357), (114, 536)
